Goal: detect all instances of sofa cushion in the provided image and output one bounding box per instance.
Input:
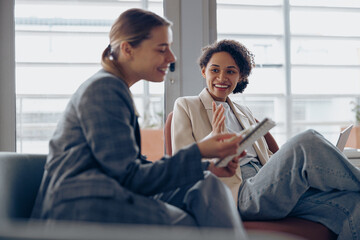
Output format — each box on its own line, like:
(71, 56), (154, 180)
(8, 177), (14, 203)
(243, 217), (337, 240)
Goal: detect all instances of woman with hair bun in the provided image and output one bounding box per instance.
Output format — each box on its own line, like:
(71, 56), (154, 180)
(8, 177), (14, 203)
(31, 9), (248, 238)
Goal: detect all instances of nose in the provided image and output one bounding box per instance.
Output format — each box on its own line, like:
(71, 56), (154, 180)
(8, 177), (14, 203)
(167, 48), (176, 64)
(218, 71), (226, 81)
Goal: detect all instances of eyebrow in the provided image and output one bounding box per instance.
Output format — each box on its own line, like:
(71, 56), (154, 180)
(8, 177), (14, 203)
(158, 43), (169, 47)
(210, 64), (237, 69)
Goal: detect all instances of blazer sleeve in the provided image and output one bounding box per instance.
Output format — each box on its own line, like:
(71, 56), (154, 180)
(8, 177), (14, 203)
(77, 77), (205, 196)
(171, 98), (198, 155)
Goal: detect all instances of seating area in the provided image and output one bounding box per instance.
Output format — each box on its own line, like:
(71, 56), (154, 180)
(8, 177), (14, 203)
(0, 151), (301, 240)
(0, 113), (337, 240)
(0, 152), (46, 220)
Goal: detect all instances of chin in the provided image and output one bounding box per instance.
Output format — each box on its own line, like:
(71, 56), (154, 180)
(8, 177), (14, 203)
(149, 78), (164, 83)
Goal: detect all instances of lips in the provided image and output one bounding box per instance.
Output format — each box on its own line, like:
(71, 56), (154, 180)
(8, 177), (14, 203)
(158, 67), (168, 74)
(214, 84), (229, 89)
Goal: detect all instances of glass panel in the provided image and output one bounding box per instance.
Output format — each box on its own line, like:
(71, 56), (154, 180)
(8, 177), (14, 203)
(149, 82), (165, 94)
(246, 68), (285, 94)
(217, 36), (284, 65)
(217, 0), (360, 145)
(217, 6), (283, 35)
(218, 0), (282, 6)
(292, 38), (360, 65)
(15, 33), (107, 63)
(15, 0), (164, 153)
(15, 2), (141, 21)
(148, 1), (163, 16)
(230, 95), (287, 145)
(292, 97), (356, 144)
(130, 81), (144, 95)
(16, 65), (99, 94)
(290, 0), (360, 8)
(16, 96), (69, 153)
(291, 8), (360, 37)
(291, 67), (360, 94)
(141, 96), (164, 128)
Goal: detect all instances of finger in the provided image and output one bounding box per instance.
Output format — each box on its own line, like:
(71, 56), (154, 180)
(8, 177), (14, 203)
(227, 161), (238, 169)
(213, 106), (223, 123)
(215, 104), (224, 116)
(227, 167), (236, 175)
(239, 150), (247, 158)
(213, 111), (225, 132)
(232, 135), (244, 144)
(212, 105), (222, 124)
(219, 116), (225, 132)
(215, 133), (237, 141)
(231, 156), (240, 163)
(214, 114), (225, 130)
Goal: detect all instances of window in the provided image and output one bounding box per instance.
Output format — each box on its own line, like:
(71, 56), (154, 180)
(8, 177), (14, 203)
(15, 0), (164, 153)
(217, 0), (360, 146)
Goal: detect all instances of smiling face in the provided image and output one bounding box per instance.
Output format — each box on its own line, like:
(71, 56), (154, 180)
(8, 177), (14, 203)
(202, 51), (242, 102)
(122, 26), (176, 86)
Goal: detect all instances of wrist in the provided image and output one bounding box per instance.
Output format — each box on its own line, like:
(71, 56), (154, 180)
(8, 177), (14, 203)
(207, 161), (220, 176)
(207, 161), (214, 171)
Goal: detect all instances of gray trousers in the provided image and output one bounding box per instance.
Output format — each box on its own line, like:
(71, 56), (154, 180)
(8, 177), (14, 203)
(49, 172), (248, 239)
(155, 171), (248, 239)
(239, 129), (360, 240)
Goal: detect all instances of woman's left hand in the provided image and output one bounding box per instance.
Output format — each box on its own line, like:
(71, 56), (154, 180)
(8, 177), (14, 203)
(207, 153), (245, 178)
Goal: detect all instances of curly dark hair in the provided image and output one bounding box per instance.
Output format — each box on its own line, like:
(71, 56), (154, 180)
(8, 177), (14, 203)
(198, 39), (255, 94)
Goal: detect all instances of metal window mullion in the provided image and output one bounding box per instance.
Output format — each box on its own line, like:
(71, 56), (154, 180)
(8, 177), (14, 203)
(283, 0), (292, 139)
(141, 0), (148, 9)
(18, 96), (23, 152)
(290, 5), (360, 12)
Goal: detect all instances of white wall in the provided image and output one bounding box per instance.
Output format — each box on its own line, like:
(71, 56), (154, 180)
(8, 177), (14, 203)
(164, 0), (217, 116)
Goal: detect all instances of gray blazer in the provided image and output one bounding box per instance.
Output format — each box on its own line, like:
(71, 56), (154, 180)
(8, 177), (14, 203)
(31, 69), (206, 223)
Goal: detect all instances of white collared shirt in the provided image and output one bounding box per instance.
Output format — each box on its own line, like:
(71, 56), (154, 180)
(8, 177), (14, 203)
(215, 101), (259, 166)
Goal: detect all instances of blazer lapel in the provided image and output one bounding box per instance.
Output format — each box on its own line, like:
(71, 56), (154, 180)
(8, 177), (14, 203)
(199, 88), (214, 125)
(227, 99), (266, 161)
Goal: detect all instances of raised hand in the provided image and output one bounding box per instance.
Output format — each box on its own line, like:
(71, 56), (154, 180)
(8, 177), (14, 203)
(212, 101), (226, 135)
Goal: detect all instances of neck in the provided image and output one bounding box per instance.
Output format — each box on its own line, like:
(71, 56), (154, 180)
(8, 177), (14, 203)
(115, 58), (140, 87)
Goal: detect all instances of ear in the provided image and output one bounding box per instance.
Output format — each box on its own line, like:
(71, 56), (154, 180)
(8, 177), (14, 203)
(201, 67), (206, 78)
(120, 41), (133, 59)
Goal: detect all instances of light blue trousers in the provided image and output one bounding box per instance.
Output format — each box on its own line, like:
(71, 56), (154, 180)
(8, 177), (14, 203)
(238, 129), (360, 240)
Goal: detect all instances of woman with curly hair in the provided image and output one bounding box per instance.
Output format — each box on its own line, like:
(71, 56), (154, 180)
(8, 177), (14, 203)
(171, 39), (360, 239)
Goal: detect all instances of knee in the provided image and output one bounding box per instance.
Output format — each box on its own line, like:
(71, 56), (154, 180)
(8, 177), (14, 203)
(299, 129), (320, 139)
(201, 171), (231, 195)
(293, 129), (324, 146)
(203, 171), (224, 188)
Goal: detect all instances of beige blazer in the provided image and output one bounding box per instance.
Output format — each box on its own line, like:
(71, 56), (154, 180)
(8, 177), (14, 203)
(171, 88), (273, 203)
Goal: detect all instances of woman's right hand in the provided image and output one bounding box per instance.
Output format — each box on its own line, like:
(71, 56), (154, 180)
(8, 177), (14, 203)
(197, 133), (243, 159)
(212, 101), (226, 135)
